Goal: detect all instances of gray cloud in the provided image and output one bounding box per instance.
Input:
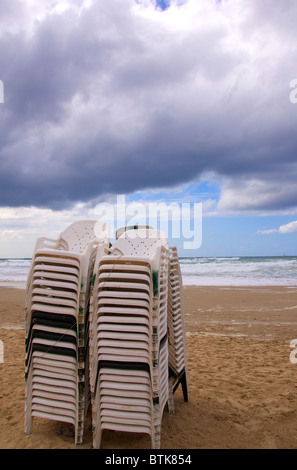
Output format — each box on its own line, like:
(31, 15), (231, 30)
(1, 0), (297, 212)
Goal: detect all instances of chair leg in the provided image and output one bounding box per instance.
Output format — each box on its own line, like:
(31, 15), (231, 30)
(24, 371), (33, 435)
(167, 377), (175, 413)
(24, 401), (32, 435)
(93, 426), (102, 449)
(181, 372), (189, 402)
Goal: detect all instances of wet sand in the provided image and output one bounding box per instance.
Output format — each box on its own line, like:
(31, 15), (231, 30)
(1, 285), (297, 449)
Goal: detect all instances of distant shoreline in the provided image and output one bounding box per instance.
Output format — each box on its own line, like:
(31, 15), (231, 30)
(0, 281), (26, 289)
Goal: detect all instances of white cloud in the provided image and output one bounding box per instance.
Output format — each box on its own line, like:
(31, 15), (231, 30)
(217, 178), (297, 214)
(258, 220), (297, 235)
(0, 229), (21, 239)
(0, 203), (93, 257)
(279, 221), (297, 234)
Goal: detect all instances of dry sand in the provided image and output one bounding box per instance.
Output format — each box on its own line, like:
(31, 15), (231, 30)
(1, 284), (297, 449)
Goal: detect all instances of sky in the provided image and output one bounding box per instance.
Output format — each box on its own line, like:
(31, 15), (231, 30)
(1, 0), (297, 258)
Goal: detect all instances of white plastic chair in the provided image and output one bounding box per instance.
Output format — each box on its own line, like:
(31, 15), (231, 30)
(167, 247), (188, 404)
(25, 220), (110, 444)
(89, 228), (170, 449)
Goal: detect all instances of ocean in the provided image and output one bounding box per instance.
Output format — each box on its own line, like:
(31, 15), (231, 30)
(0, 256), (297, 287)
(179, 256), (297, 286)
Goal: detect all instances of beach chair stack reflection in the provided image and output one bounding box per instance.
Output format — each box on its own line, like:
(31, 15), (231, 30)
(167, 246), (188, 408)
(24, 220), (109, 444)
(89, 227), (170, 449)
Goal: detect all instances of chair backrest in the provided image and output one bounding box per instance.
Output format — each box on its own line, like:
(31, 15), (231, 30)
(116, 225), (152, 240)
(60, 220), (109, 253)
(110, 227), (169, 259)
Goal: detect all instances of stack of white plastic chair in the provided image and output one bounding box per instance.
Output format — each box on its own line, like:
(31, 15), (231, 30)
(167, 246), (188, 408)
(25, 220), (109, 444)
(89, 227), (169, 449)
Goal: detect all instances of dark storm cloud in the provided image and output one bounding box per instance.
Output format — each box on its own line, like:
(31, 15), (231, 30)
(1, 0), (297, 212)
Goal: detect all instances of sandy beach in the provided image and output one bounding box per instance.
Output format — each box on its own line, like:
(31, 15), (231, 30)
(1, 284), (297, 449)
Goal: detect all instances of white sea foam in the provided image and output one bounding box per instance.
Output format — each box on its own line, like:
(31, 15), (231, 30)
(0, 258), (31, 282)
(0, 256), (297, 287)
(179, 256), (297, 286)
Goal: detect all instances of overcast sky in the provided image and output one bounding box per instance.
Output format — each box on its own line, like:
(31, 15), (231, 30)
(1, 0), (297, 257)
